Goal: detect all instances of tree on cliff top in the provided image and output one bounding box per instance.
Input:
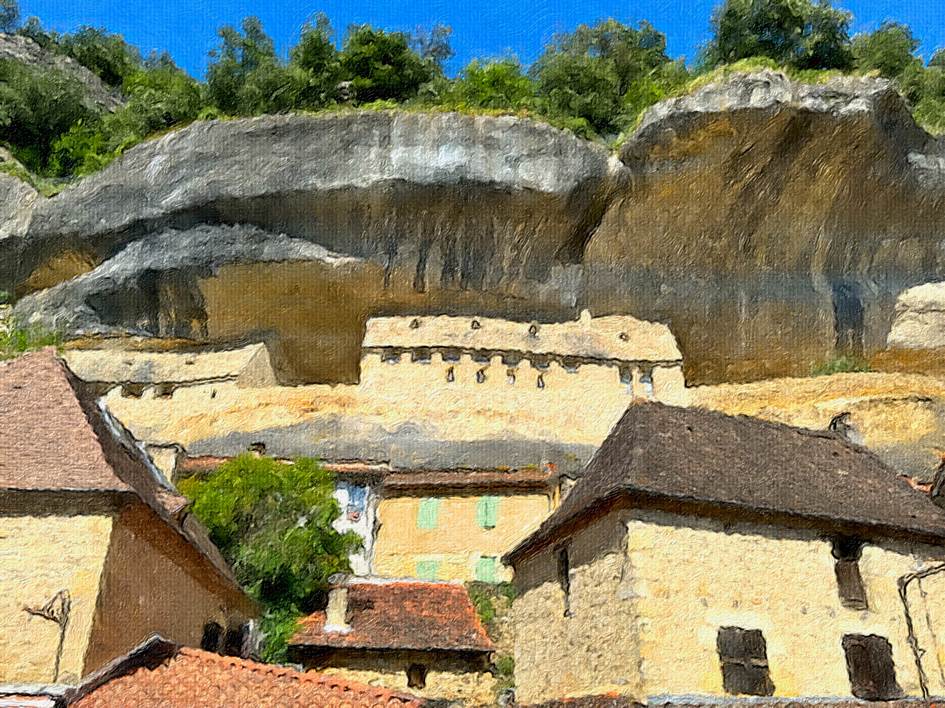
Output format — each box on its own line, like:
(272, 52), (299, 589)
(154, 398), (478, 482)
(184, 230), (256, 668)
(179, 454), (361, 662)
(852, 22), (921, 79)
(339, 25), (434, 103)
(703, 0), (853, 70)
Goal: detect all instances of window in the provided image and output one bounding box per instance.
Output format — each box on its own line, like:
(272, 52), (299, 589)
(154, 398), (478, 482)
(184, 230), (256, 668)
(506, 368), (516, 385)
(406, 663), (428, 689)
(411, 349), (432, 364)
(475, 556), (498, 583)
(842, 634), (902, 701)
(832, 537), (867, 610)
(477, 496), (499, 529)
(717, 627), (775, 696)
(556, 545), (572, 617)
(640, 369), (655, 399)
(200, 621), (223, 652)
(537, 373), (545, 389)
(446, 366), (455, 383)
(476, 368), (487, 383)
(416, 560), (439, 580)
(417, 498), (440, 528)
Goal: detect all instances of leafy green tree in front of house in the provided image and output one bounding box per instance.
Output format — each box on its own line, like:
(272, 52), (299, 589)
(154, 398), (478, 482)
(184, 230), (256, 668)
(179, 454), (361, 662)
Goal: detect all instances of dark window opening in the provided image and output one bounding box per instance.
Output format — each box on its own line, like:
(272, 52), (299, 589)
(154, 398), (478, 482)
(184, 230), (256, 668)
(381, 350), (401, 364)
(446, 366), (455, 383)
(536, 373), (545, 389)
(200, 621), (223, 652)
(222, 624), (247, 657)
(472, 352), (491, 364)
(556, 545), (571, 617)
(406, 663), (428, 689)
(248, 441), (266, 456)
(842, 634), (902, 701)
(442, 350), (461, 363)
(120, 384), (145, 399)
(411, 349), (432, 364)
(832, 538), (868, 610)
(476, 368), (487, 383)
(154, 383), (174, 399)
(717, 627), (775, 696)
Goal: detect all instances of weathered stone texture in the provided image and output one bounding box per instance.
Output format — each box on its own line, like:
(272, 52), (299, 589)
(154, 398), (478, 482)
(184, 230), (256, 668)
(511, 507), (945, 704)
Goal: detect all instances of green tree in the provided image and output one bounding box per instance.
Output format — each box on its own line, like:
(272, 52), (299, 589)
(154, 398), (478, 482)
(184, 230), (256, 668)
(448, 58), (534, 110)
(207, 17), (302, 116)
(411, 23), (454, 73)
(0, 0), (20, 33)
(50, 57), (204, 176)
(0, 59), (93, 170)
(531, 19), (675, 137)
(704, 0), (853, 70)
(179, 455), (360, 661)
(339, 25), (433, 103)
(0, 317), (61, 360)
(289, 14), (342, 109)
(852, 22), (920, 79)
(59, 27), (141, 87)
(930, 50), (945, 70)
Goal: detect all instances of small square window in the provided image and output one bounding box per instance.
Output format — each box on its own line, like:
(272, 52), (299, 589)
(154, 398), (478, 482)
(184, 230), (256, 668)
(842, 634), (902, 701)
(717, 627), (775, 696)
(475, 556), (497, 583)
(406, 663), (427, 689)
(415, 560), (439, 580)
(416, 498), (440, 529)
(476, 496), (499, 529)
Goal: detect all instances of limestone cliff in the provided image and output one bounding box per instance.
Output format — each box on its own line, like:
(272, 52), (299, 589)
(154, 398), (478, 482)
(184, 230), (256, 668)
(7, 72), (945, 384)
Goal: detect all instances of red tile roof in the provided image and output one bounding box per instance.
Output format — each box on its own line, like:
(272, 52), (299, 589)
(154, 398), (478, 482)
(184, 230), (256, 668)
(69, 636), (424, 707)
(290, 579), (494, 653)
(0, 350), (132, 492)
(0, 350), (250, 606)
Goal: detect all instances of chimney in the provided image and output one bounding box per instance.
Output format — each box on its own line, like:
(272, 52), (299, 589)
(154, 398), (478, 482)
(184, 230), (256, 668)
(323, 575), (351, 633)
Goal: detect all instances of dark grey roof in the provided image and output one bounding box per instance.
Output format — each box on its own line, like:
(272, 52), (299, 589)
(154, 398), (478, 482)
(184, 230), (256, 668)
(506, 402), (945, 563)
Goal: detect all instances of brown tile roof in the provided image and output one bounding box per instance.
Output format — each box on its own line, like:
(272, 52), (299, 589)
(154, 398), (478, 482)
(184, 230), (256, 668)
(0, 350), (250, 605)
(289, 579), (494, 653)
(69, 635), (424, 707)
(381, 467), (554, 492)
(507, 402), (945, 563)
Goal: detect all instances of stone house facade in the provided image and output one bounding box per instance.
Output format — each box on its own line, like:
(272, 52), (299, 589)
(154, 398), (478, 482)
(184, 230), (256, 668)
(288, 576), (495, 704)
(373, 467), (558, 582)
(505, 402), (945, 705)
(0, 351), (255, 685)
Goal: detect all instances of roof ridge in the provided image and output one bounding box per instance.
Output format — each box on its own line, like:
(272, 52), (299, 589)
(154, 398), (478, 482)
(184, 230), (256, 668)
(174, 648), (413, 697)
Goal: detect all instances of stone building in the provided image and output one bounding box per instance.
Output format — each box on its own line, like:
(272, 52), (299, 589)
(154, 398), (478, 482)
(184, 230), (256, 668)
(505, 402), (945, 705)
(0, 350), (255, 685)
(373, 466), (560, 582)
(65, 634), (425, 707)
(361, 310), (686, 406)
(288, 576), (495, 704)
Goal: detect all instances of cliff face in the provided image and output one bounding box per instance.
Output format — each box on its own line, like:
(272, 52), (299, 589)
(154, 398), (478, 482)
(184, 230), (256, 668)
(7, 72), (945, 384)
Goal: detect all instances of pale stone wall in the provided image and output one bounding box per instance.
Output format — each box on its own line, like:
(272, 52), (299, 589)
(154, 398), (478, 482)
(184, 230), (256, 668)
(0, 513), (113, 684)
(373, 492), (552, 582)
(317, 654), (496, 706)
(512, 513), (644, 703)
(83, 503), (252, 674)
(512, 508), (945, 704)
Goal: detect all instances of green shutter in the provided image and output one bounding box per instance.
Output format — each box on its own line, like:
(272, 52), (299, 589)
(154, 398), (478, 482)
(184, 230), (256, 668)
(416, 560), (440, 580)
(475, 556), (497, 583)
(477, 496), (499, 529)
(417, 498), (440, 529)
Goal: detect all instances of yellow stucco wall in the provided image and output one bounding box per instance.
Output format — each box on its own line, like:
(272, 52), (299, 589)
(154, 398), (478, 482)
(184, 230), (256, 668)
(83, 503), (252, 674)
(0, 513), (113, 684)
(373, 492), (552, 581)
(512, 507), (945, 704)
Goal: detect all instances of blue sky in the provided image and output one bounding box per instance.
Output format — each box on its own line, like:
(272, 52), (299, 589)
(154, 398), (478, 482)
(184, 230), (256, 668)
(19, 0), (945, 78)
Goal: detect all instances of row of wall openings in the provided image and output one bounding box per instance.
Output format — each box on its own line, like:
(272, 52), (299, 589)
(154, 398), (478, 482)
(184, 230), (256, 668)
(716, 627), (901, 701)
(380, 349), (660, 395)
